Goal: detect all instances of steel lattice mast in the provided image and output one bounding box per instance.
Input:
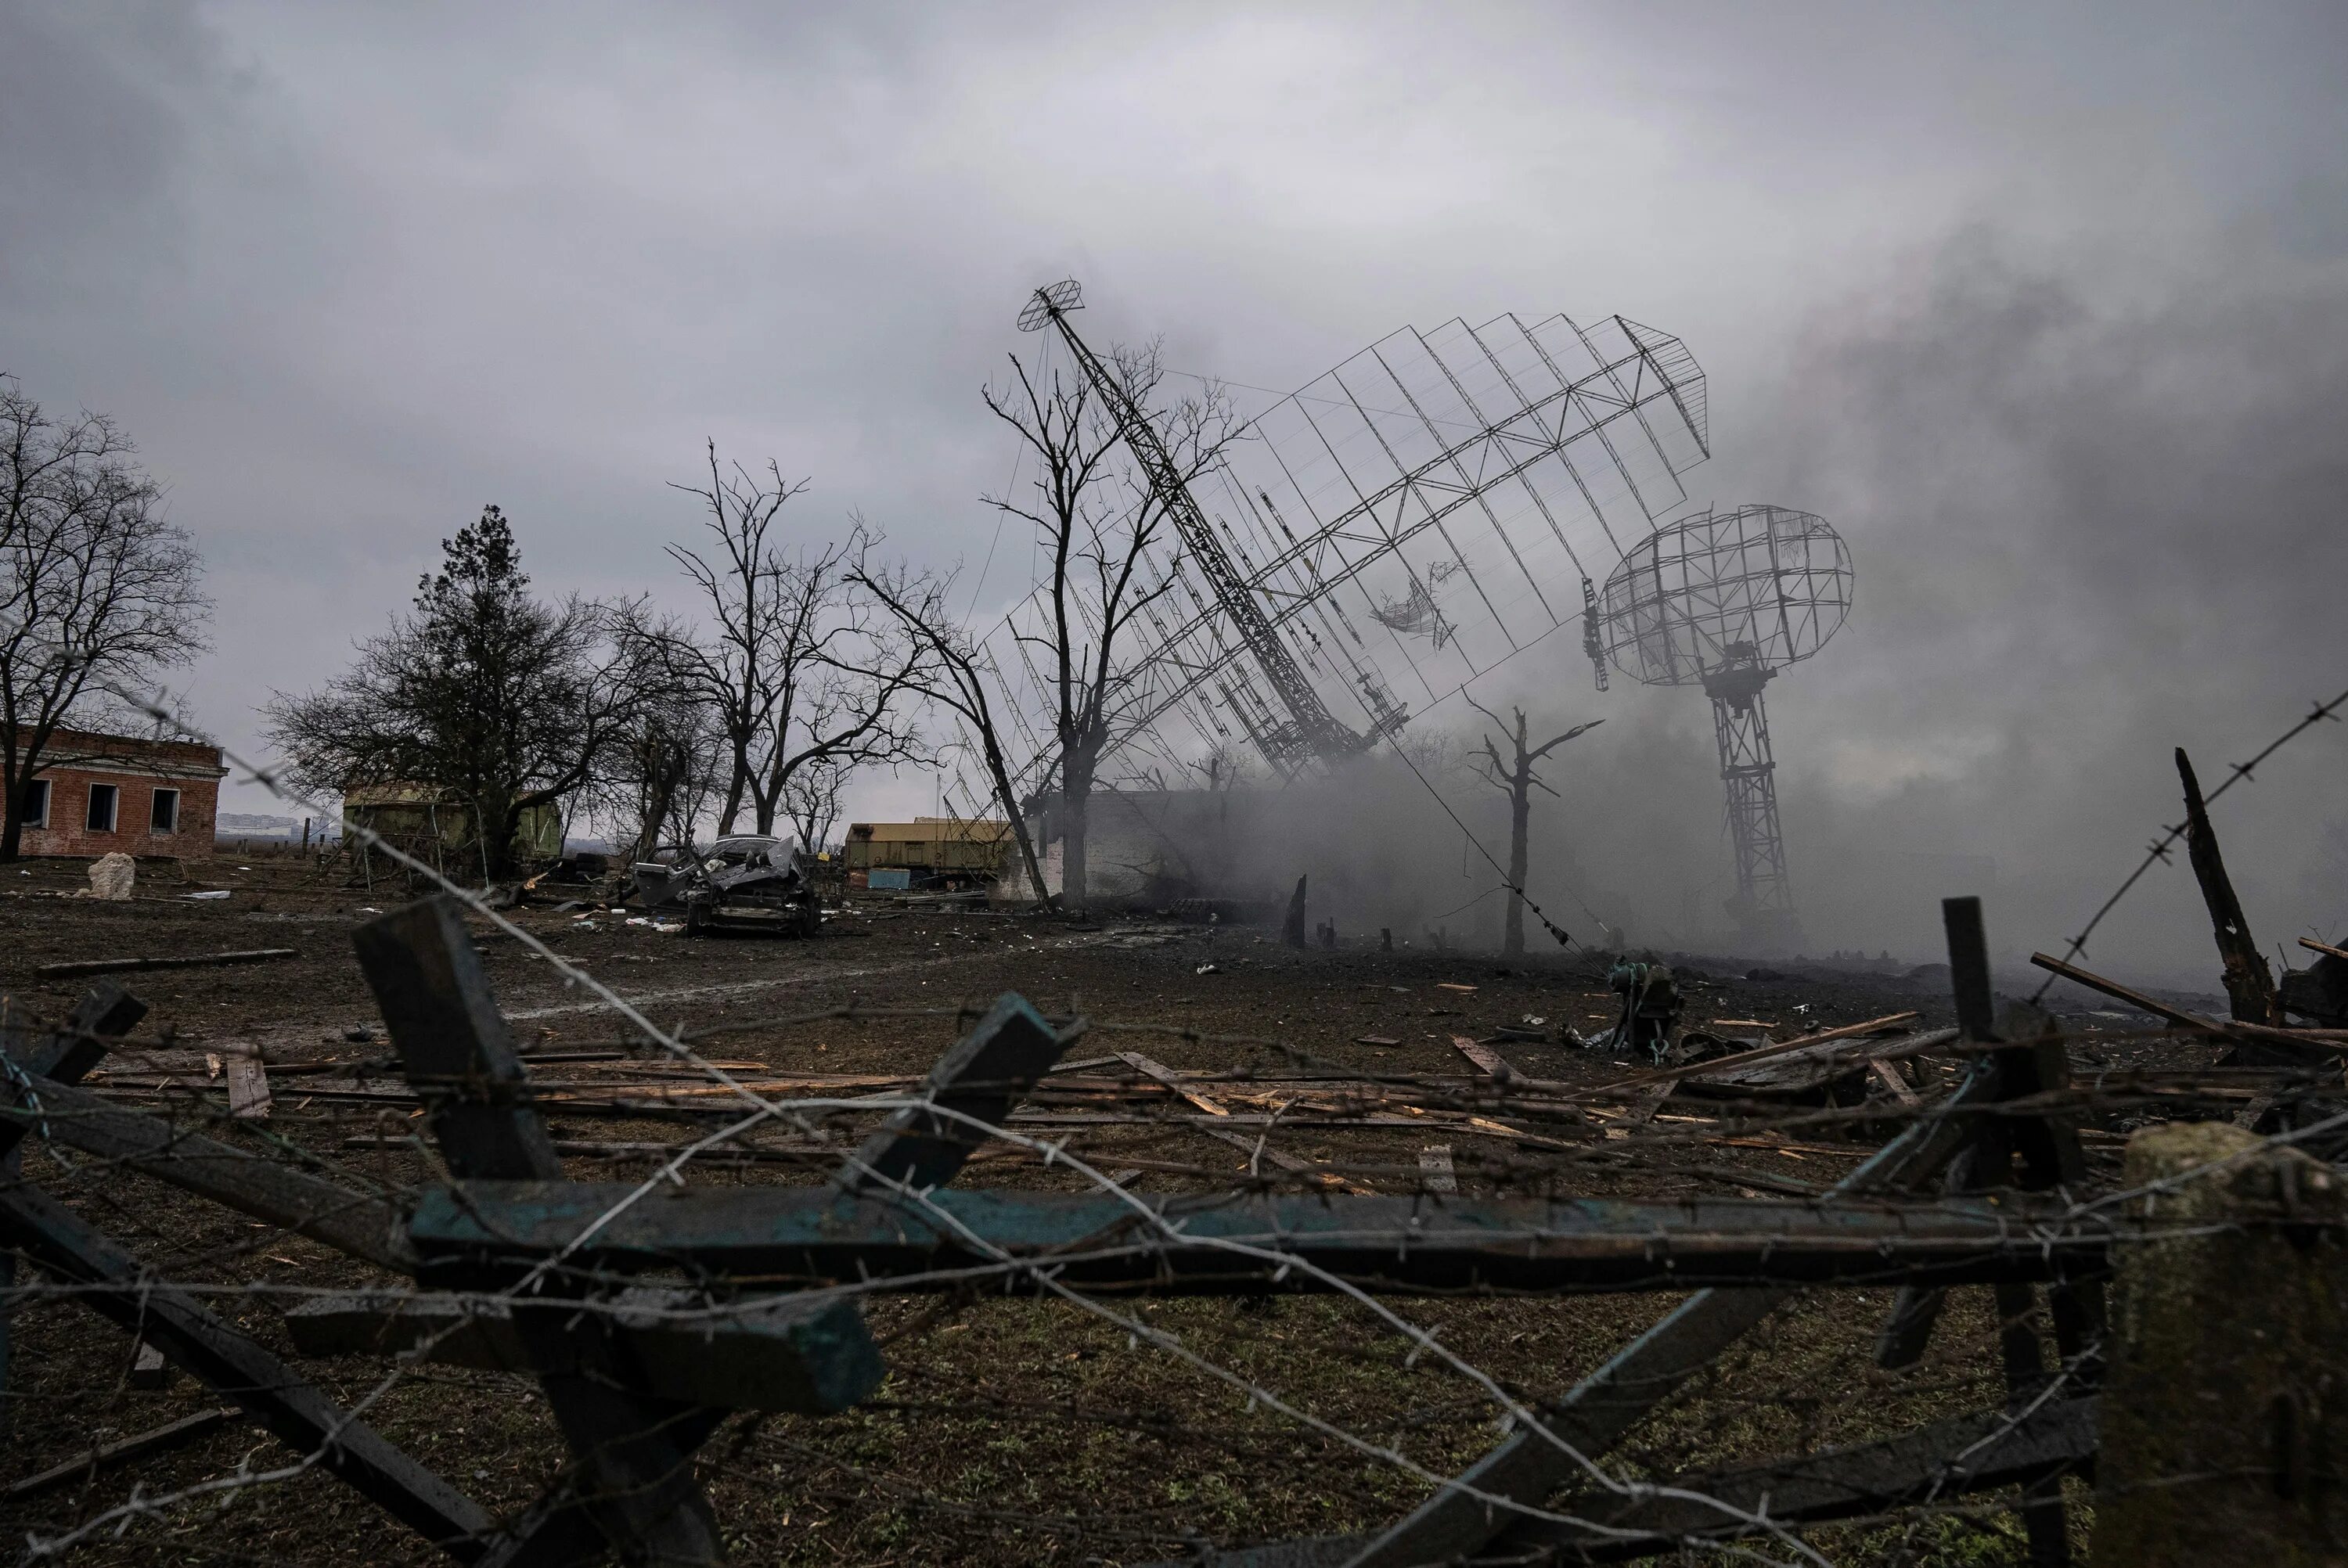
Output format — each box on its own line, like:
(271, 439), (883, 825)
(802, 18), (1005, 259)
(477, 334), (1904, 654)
(1594, 505), (1853, 944)
(1020, 281), (1367, 770)
(1702, 648), (1791, 918)
(983, 280), (1711, 790)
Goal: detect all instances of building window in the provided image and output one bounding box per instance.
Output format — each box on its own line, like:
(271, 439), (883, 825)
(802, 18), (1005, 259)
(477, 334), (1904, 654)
(21, 778), (49, 828)
(87, 782), (118, 833)
(150, 788), (180, 833)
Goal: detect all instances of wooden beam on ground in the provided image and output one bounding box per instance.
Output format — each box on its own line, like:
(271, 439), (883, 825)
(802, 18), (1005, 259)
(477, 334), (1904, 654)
(1325, 915), (2004, 1568)
(838, 992), (1080, 1193)
(2028, 951), (2348, 1052)
(1169, 1397), (2098, 1567)
(0, 983), (147, 1162)
(4, 1405), (243, 1500)
(34, 948), (301, 981)
(1448, 1038), (1518, 1083)
(406, 1180), (2110, 1293)
(0, 1182), (492, 1559)
(1573, 1012), (1922, 1103)
(1870, 1058), (1921, 1107)
(1117, 1050), (1231, 1117)
(355, 897), (725, 1567)
(1, 1072), (416, 1273)
(1190, 1121), (1363, 1191)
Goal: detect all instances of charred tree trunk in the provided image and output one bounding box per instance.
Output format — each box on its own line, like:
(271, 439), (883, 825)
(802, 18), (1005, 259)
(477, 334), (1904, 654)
(2176, 747), (2281, 1026)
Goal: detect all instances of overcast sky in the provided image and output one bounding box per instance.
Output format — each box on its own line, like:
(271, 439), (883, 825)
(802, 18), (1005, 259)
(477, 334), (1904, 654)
(5, 1), (2346, 979)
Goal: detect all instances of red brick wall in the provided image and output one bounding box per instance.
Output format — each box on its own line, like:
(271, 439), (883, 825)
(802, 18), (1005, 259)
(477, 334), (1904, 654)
(14, 730), (225, 860)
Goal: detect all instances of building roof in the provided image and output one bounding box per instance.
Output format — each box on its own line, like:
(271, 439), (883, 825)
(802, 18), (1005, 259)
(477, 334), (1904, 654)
(847, 818), (1013, 844)
(16, 725), (227, 779)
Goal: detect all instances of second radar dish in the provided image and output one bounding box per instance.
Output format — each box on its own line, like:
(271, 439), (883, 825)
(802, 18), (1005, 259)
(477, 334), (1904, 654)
(1596, 504), (1851, 688)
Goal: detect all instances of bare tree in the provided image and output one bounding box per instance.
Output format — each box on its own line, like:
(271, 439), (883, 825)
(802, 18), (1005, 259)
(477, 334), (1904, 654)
(851, 561), (1053, 908)
(665, 447), (931, 836)
(984, 340), (1242, 910)
(599, 677), (726, 867)
(0, 378), (211, 861)
(780, 758), (848, 855)
(1468, 697), (1601, 955)
(266, 508), (672, 882)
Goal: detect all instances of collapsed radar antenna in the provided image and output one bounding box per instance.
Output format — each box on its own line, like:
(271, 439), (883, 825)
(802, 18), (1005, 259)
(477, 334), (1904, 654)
(1016, 276), (1367, 769)
(1017, 279), (1083, 333)
(1593, 505), (1853, 948)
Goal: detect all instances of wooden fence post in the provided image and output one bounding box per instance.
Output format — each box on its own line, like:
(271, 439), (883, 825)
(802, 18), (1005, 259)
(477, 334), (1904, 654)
(2094, 1121), (2348, 1566)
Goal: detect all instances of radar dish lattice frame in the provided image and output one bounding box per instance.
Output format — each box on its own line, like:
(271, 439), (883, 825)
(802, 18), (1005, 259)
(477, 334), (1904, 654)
(1594, 504), (1853, 941)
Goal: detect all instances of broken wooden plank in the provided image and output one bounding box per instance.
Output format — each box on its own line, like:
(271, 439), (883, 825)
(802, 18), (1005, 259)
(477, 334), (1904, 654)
(1869, 1058), (1921, 1107)
(3, 1405), (243, 1500)
(2029, 951), (2348, 1051)
(34, 948), (301, 981)
(1190, 1121), (1362, 1191)
(1448, 1036), (1517, 1082)
(838, 992), (1079, 1194)
(1118, 1049), (1232, 1117)
(0, 1182), (492, 1558)
(1332, 911), (2000, 1567)
(2299, 936), (2348, 964)
(1575, 1011), (1923, 1102)
(224, 1053), (272, 1120)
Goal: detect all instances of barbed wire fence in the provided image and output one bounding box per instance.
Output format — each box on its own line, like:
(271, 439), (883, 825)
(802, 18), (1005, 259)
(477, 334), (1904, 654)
(0, 635), (2343, 1565)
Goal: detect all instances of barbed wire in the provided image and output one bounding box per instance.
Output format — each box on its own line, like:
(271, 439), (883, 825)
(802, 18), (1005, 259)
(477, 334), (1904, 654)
(0, 627), (2338, 1563)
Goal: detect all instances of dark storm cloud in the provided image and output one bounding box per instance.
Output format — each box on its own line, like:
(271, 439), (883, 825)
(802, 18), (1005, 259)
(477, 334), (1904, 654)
(3, 1), (2345, 981)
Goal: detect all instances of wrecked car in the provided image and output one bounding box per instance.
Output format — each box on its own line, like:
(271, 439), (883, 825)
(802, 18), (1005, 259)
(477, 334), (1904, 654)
(629, 835), (821, 937)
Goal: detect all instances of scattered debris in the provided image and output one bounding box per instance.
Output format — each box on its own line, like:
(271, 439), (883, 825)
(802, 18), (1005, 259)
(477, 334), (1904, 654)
(36, 948), (301, 981)
(632, 835), (821, 937)
(1450, 1035), (1519, 1083)
(225, 1055), (272, 1120)
(128, 1338), (171, 1390)
(81, 852), (135, 901)
(182, 890), (232, 901)
(2, 1408), (241, 1500)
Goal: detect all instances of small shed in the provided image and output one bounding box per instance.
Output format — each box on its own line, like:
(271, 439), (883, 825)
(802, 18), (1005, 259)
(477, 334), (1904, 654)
(842, 818), (1012, 886)
(342, 783), (565, 872)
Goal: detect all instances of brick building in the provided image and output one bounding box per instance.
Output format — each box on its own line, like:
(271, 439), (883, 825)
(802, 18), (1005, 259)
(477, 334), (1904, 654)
(11, 727), (229, 860)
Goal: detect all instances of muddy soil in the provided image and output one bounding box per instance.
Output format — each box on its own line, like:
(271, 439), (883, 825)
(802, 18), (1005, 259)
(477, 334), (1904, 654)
(0, 852), (2226, 1565)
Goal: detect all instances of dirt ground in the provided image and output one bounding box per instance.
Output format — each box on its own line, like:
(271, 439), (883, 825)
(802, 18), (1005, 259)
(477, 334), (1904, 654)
(0, 850), (2218, 1566)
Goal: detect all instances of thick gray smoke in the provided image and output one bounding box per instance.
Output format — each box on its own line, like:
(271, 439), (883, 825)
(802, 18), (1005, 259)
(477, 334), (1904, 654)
(1446, 236), (2348, 984)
